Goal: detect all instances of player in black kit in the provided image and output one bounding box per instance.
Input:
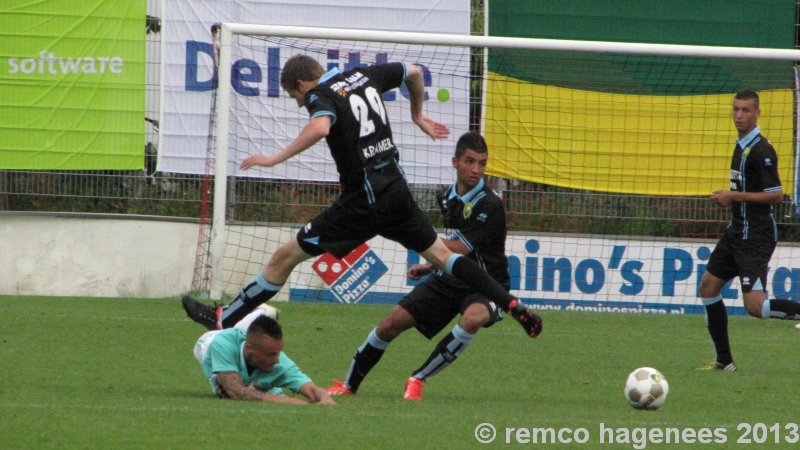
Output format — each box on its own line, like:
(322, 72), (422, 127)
(326, 132), (510, 400)
(698, 88), (800, 371)
(182, 55), (541, 339)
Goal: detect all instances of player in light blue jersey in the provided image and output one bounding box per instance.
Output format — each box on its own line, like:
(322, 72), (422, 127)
(193, 305), (334, 404)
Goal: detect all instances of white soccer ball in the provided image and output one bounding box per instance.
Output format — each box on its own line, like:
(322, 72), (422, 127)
(623, 367), (669, 410)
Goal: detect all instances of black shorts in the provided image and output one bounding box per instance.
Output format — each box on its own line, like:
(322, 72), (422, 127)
(296, 176), (437, 259)
(706, 228), (776, 293)
(398, 277), (503, 339)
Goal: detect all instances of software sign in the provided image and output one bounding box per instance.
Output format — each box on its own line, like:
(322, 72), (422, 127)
(1, 0), (145, 170)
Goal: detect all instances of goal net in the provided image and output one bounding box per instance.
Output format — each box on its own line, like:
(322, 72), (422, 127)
(194, 24), (800, 316)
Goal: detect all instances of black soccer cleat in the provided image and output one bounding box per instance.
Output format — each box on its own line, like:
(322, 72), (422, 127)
(181, 295), (220, 331)
(508, 299), (543, 338)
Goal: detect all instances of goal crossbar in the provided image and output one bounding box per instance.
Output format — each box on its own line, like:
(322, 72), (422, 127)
(221, 24), (800, 60)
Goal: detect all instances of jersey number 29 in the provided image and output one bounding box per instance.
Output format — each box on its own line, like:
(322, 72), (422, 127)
(349, 86), (388, 137)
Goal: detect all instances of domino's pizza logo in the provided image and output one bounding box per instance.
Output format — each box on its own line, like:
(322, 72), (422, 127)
(311, 243), (388, 303)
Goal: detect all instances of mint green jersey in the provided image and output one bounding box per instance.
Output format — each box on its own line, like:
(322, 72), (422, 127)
(197, 328), (312, 396)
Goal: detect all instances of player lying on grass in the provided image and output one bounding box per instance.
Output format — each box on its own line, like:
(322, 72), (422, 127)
(193, 304), (334, 404)
(182, 54), (542, 339)
(326, 132), (511, 400)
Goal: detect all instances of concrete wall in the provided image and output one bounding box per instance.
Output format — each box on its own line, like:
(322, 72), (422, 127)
(0, 213), (198, 298)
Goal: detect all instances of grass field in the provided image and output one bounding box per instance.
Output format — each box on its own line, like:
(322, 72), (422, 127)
(2, 296), (798, 449)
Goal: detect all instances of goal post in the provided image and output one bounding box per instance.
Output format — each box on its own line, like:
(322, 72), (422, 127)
(203, 23), (800, 315)
(208, 23), (233, 300)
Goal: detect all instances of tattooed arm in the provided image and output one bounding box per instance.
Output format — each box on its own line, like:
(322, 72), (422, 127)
(215, 371), (308, 405)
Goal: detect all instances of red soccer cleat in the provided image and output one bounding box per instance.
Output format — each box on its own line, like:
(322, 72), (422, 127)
(403, 377), (425, 400)
(326, 379), (355, 396)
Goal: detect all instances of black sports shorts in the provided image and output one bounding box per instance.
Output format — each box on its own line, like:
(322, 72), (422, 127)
(705, 228), (776, 293)
(296, 165), (437, 259)
(398, 277), (503, 339)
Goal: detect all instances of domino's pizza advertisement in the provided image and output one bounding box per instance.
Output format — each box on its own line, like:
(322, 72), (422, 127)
(288, 233), (800, 315)
(293, 243), (389, 304)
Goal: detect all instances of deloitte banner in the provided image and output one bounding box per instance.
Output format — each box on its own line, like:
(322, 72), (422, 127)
(0, 0), (146, 170)
(289, 233), (800, 316)
(158, 0), (470, 182)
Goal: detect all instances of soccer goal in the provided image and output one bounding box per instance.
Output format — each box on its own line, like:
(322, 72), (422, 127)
(195, 23), (800, 316)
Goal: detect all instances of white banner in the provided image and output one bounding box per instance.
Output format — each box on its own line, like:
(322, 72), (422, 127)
(159, 0), (471, 182)
(289, 233), (800, 315)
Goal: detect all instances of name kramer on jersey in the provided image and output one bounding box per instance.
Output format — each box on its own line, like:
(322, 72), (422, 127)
(362, 137), (394, 159)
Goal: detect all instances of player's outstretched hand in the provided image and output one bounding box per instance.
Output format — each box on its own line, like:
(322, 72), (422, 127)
(709, 190), (735, 208)
(407, 263), (434, 280)
(509, 299), (543, 339)
(317, 396), (336, 405)
(412, 114), (450, 140)
(240, 154), (278, 170)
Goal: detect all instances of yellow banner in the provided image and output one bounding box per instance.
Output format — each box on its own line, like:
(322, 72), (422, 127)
(485, 73), (794, 196)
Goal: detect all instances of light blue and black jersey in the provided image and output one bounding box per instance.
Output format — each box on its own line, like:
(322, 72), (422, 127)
(728, 126), (782, 241)
(304, 63), (407, 200)
(433, 178), (510, 289)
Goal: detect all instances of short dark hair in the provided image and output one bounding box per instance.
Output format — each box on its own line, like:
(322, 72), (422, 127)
(455, 132), (488, 158)
(247, 315), (283, 341)
(280, 55), (325, 93)
(735, 88), (759, 109)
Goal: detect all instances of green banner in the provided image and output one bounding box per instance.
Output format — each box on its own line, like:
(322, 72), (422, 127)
(488, 0), (795, 95)
(485, 0), (796, 196)
(489, 0), (794, 47)
(0, 0), (146, 170)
